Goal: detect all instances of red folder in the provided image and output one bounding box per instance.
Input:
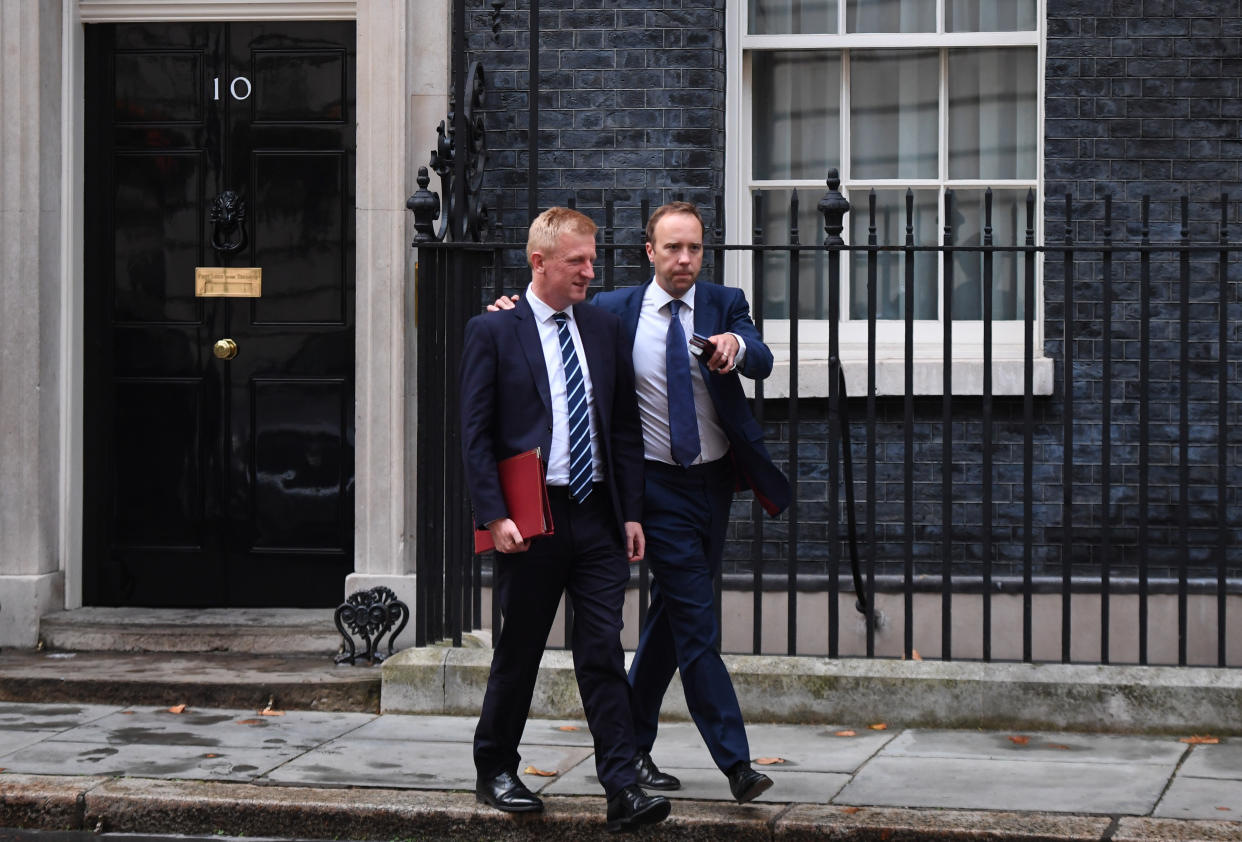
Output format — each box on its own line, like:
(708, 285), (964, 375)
(473, 449), (555, 553)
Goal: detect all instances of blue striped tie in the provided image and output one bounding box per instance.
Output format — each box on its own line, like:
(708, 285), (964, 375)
(553, 312), (593, 503)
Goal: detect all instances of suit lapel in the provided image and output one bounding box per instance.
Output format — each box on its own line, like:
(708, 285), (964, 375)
(692, 282), (718, 382)
(692, 281), (717, 338)
(513, 297), (553, 416)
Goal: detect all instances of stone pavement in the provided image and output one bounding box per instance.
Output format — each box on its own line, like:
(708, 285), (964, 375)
(1, 700), (1240, 841)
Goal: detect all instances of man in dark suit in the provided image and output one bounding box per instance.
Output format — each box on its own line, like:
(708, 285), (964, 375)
(492, 202), (791, 803)
(592, 202), (791, 803)
(460, 206), (670, 831)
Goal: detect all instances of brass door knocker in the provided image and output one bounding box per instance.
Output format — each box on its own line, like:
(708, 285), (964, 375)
(209, 190), (248, 253)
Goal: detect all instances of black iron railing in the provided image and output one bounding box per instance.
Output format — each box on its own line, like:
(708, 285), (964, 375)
(411, 171), (1241, 667)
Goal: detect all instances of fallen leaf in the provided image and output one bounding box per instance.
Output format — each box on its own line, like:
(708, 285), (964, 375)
(523, 765), (558, 777)
(755, 757), (785, 765)
(121, 711), (136, 715)
(1009, 735), (1030, 745)
(204, 753), (219, 758)
(1180, 735), (1219, 744)
(260, 708), (284, 717)
(868, 723), (887, 730)
(834, 730), (856, 737)
(1216, 806), (1232, 811)
(911, 649), (922, 661)
(1046, 743), (1070, 750)
(557, 725), (580, 731)
(236, 719), (263, 725)
(840, 806), (861, 814)
(167, 704), (187, 714)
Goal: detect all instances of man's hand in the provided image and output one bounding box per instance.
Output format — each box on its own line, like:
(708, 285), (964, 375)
(624, 521), (645, 563)
(486, 517), (530, 553)
(705, 332), (740, 374)
(486, 294), (520, 312)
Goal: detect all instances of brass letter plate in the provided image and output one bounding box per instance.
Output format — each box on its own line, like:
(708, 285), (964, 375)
(195, 267), (262, 297)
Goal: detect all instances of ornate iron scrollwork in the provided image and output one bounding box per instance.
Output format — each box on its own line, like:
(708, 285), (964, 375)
(333, 586), (410, 666)
(407, 61), (489, 243)
(209, 190), (247, 253)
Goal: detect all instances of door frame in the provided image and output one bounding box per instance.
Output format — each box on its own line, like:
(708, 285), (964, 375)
(62, 0), (447, 608)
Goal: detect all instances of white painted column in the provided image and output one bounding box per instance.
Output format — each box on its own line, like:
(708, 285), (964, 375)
(347, 0), (449, 610)
(0, 0), (66, 647)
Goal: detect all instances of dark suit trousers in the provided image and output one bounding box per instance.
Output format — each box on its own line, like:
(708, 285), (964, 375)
(473, 486), (639, 797)
(628, 458), (750, 773)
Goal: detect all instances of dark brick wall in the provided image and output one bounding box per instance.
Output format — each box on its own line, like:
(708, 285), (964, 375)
(465, 0), (726, 241)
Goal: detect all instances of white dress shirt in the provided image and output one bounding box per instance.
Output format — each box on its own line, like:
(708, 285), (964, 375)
(632, 281), (746, 466)
(525, 285), (603, 485)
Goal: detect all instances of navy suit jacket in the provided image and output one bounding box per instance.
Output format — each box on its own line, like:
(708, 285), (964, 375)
(459, 295), (645, 539)
(591, 281), (792, 516)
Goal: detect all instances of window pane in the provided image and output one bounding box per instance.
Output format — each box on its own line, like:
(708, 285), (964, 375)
(946, 0), (1036, 31)
(750, 0), (838, 35)
(847, 0), (934, 33)
(849, 189), (938, 320)
(753, 52), (841, 180)
(948, 48), (1037, 180)
(948, 189), (1030, 320)
(753, 189), (836, 321)
(850, 50), (938, 179)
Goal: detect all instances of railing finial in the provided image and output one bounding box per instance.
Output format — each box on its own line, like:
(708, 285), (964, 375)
(407, 167), (441, 245)
(818, 167), (850, 247)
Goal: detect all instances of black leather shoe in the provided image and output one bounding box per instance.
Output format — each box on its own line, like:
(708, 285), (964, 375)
(605, 784), (671, 832)
(632, 751), (681, 790)
(727, 762), (773, 804)
(475, 770), (543, 813)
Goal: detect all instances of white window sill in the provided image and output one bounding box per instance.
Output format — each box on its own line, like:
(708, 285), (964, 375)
(743, 347), (1055, 398)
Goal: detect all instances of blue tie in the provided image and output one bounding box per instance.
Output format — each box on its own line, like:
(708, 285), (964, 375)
(553, 312), (593, 503)
(666, 300), (701, 468)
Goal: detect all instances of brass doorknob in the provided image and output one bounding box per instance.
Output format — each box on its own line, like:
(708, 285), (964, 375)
(212, 338), (238, 360)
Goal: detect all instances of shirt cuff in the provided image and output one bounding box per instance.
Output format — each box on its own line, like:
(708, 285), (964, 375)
(730, 333), (747, 366)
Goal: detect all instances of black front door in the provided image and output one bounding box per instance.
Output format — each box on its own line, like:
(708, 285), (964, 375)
(83, 21), (356, 607)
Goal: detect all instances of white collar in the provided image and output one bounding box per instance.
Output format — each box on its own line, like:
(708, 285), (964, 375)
(526, 283), (570, 324)
(646, 278), (696, 312)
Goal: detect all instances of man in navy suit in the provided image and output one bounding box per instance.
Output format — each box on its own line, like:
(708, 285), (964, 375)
(594, 202), (791, 803)
(493, 202), (791, 803)
(460, 207), (670, 831)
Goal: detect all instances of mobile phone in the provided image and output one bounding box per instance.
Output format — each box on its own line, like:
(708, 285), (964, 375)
(689, 333), (716, 358)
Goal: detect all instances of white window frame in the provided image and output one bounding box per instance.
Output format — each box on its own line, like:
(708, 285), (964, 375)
(725, 0), (1053, 397)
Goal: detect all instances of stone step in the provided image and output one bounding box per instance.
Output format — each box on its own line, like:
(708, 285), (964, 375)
(38, 607), (344, 655)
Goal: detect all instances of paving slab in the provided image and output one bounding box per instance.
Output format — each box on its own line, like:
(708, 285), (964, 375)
(836, 754), (1170, 814)
(0, 730), (65, 758)
(645, 720), (894, 773)
(0, 702), (122, 732)
(881, 727), (1190, 765)
(1178, 739), (1242, 780)
(265, 734), (593, 793)
(0, 739), (305, 781)
(45, 706), (375, 750)
(1154, 776), (1242, 820)
(339, 711), (481, 743)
